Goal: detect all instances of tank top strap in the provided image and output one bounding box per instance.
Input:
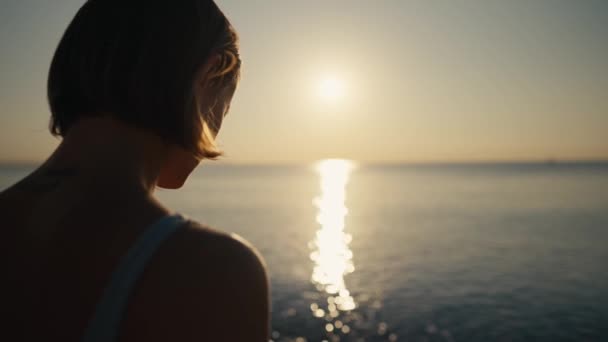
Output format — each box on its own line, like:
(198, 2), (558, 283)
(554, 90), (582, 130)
(81, 214), (188, 342)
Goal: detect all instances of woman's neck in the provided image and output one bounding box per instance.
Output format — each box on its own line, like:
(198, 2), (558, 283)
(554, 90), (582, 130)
(40, 116), (169, 194)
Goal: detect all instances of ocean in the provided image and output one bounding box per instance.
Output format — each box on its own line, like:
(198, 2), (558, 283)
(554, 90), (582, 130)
(2, 161), (608, 341)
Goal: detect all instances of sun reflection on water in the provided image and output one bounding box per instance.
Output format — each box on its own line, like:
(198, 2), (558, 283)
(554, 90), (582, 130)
(310, 159), (357, 315)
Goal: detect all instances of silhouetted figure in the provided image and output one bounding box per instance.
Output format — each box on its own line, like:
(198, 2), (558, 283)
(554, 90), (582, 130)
(0, 1), (269, 341)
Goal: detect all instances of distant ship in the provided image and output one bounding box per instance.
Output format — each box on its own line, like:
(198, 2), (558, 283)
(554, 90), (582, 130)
(544, 158), (558, 165)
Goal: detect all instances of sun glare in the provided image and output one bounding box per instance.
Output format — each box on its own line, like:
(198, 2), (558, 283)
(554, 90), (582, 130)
(318, 76), (346, 101)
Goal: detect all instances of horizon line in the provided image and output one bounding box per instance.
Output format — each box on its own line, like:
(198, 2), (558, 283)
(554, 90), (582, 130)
(2, 158), (608, 167)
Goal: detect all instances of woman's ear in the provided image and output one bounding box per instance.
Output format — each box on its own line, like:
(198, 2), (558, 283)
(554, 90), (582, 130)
(193, 54), (221, 120)
(193, 54), (226, 135)
(194, 54), (221, 96)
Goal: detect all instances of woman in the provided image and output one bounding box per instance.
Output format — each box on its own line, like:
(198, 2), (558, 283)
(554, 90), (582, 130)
(0, 0), (269, 341)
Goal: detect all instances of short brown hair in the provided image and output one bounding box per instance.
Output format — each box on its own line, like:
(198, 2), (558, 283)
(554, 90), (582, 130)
(48, 0), (240, 159)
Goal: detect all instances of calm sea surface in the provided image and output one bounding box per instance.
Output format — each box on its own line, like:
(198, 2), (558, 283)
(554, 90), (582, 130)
(2, 162), (608, 341)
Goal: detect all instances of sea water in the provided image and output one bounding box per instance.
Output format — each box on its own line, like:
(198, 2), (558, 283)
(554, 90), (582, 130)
(2, 162), (608, 341)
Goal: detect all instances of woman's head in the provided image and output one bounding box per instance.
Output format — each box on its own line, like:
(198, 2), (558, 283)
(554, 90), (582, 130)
(48, 0), (240, 188)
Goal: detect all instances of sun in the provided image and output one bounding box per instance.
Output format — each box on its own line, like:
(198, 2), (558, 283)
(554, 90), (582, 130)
(318, 76), (346, 101)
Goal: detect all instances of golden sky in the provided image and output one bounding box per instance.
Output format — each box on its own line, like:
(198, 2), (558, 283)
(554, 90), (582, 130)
(1, 0), (607, 163)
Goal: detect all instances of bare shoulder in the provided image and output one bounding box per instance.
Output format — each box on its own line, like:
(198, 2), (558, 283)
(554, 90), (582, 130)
(120, 220), (269, 342)
(163, 220), (267, 275)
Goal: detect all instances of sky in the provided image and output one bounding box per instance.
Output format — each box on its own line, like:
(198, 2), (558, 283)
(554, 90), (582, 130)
(0, 0), (607, 164)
